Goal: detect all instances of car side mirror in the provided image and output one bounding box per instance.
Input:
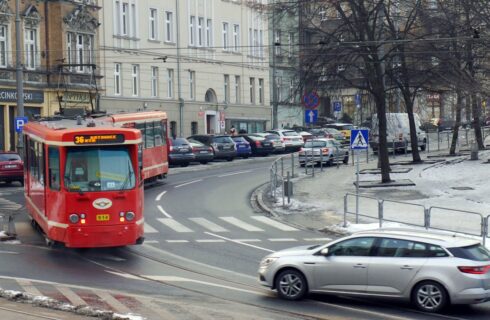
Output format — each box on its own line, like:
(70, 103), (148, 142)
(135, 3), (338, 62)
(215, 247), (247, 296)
(320, 248), (329, 256)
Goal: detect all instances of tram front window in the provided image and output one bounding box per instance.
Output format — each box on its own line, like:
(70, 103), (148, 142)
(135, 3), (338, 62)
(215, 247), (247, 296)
(64, 146), (135, 192)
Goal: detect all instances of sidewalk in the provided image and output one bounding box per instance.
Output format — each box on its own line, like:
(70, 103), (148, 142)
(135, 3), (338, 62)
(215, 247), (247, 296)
(257, 141), (490, 235)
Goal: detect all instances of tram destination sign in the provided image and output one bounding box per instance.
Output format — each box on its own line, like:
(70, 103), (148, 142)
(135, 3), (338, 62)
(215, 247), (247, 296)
(74, 134), (125, 145)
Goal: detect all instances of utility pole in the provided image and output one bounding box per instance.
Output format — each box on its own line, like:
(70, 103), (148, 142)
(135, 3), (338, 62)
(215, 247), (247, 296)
(271, 0), (278, 129)
(176, 0), (184, 137)
(15, 0), (24, 155)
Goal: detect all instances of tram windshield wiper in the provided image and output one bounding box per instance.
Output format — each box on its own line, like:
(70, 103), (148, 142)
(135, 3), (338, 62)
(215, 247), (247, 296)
(119, 160), (134, 191)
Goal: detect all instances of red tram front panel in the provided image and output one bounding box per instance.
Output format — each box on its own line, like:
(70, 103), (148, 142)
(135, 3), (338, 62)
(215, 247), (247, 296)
(23, 121), (145, 248)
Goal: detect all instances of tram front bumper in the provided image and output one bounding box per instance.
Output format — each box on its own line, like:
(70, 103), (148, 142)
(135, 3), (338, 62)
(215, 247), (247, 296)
(63, 223), (143, 248)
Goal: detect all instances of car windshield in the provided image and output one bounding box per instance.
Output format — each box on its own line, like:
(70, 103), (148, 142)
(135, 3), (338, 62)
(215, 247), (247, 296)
(232, 136), (247, 142)
(283, 131), (299, 136)
(64, 146), (135, 192)
(265, 134), (279, 140)
(188, 139), (204, 147)
(448, 244), (490, 261)
(214, 136), (233, 143)
(304, 140), (327, 148)
(0, 153), (21, 161)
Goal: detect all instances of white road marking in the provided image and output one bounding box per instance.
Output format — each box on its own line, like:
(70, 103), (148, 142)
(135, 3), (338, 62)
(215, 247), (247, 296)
(105, 270), (147, 281)
(189, 217), (229, 232)
(217, 170), (252, 178)
(316, 301), (419, 320)
(95, 290), (133, 314)
(56, 287), (87, 306)
(143, 275), (261, 295)
(16, 279), (43, 296)
(157, 205), (172, 219)
(174, 179), (202, 188)
(144, 240), (159, 244)
(303, 238), (332, 242)
(144, 223), (158, 233)
(166, 240), (189, 243)
(195, 239), (226, 243)
(251, 216), (299, 231)
(155, 190), (167, 201)
(158, 218), (193, 233)
(0, 250), (19, 254)
(268, 238), (298, 242)
(232, 239), (261, 242)
(205, 232), (274, 253)
(220, 217), (264, 232)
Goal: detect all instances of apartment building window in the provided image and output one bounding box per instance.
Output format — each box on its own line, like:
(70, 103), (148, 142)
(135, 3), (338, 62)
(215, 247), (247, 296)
(234, 76), (240, 104)
(189, 70), (195, 100)
(131, 65), (139, 96)
(67, 33), (94, 73)
(224, 75), (230, 103)
(258, 78), (264, 104)
(151, 67), (159, 97)
(122, 3), (128, 36)
(114, 63), (121, 95)
(289, 79), (295, 103)
(276, 77), (282, 102)
(189, 16), (196, 46)
(222, 22), (229, 50)
(165, 11), (174, 42)
(253, 29), (258, 56)
(206, 19), (213, 47)
(249, 77), (255, 104)
(76, 35), (84, 72)
(259, 30), (264, 58)
(167, 69), (174, 98)
(66, 33), (72, 70)
(24, 28), (38, 70)
(274, 29), (281, 56)
(0, 25), (7, 67)
(233, 24), (240, 52)
(131, 3), (137, 37)
(115, 1), (120, 34)
(198, 17), (204, 47)
(191, 121), (198, 135)
(248, 28), (253, 56)
(288, 33), (294, 58)
(149, 8), (157, 40)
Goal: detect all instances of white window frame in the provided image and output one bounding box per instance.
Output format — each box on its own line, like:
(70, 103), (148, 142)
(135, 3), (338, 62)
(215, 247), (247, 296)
(151, 66), (159, 97)
(198, 17), (204, 47)
(167, 68), (174, 98)
(165, 11), (174, 42)
(189, 70), (195, 100)
(131, 64), (139, 96)
(289, 79), (294, 103)
(253, 29), (258, 57)
(234, 75), (240, 104)
(224, 74), (230, 103)
(249, 77), (255, 104)
(259, 30), (264, 58)
(233, 24), (240, 52)
(274, 29), (281, 56)
(114, 1), (121, 35)
(189, 16), (196, 46)
(66, 32), (72, 70)
(276, 77), (282, 102)
(76, 34), (84, 72)
(0, 25), (7, 68)
(131, 3), (137, 38)
(24, 28), (38, 70)
(149, 8), (157, 40)
(222, 22), (229, 50)
(122, 3), (129, 36)
(206, 19), (213, 47)
(114, 63), (121, 96)
(258, 78), (264, 104)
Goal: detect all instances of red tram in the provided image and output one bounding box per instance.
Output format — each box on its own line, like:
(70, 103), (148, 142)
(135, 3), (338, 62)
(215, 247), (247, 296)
(100, 111), (169, 183)
(22, 117), (145, 248)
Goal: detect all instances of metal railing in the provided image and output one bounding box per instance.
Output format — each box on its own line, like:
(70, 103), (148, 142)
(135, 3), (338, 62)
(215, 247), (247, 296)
(344, 193), (488, 244)
(269, 153), (298, 207)
(0, 212), (17, 237)
(426, 126), (490, 153)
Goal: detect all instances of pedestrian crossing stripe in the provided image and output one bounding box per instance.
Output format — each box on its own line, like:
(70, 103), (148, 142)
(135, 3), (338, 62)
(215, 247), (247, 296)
(350, 129), (369, 150)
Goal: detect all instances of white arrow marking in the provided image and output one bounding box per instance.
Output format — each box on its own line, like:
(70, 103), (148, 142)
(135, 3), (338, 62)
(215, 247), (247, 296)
(309, 110), (314, 123)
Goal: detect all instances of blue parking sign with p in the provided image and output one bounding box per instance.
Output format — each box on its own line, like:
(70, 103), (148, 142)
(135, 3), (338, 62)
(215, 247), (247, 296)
(14, 116), (28, 133)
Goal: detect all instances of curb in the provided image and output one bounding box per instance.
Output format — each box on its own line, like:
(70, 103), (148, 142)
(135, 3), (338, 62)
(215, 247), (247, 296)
(251, 182), (276, 217)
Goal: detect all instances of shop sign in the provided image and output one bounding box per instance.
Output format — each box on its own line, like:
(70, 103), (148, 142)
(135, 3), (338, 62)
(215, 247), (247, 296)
(0, 89), (44, 103)
(62, 92), (91, 103)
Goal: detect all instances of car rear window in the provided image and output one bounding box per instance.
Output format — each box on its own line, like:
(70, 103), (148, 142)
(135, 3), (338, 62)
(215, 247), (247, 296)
(304, 141), (326, 148)
(214, 136), (233, 143)
(249, 135), (265, 141)
(265, 134), (279, 140)
(187, 139), (204, 146)
(232, 136), (247, 143)
(0, 154), (21, 161)
(448, 245), (490, 261)
(172, 138), (189, 146)
(283, 131), (299, 136)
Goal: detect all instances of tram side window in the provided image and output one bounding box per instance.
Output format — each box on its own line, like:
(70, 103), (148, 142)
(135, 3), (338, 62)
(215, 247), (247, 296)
(146, 122), (155, 148)
(28, 140), (44, 185)
(154, 121), (163, 146)
(162, 121), (168, 143)
(48, 147), (60, 190)
(38, 143), (45, 185)
(136, 123), (147, 148)
(28, 139), (37, 179)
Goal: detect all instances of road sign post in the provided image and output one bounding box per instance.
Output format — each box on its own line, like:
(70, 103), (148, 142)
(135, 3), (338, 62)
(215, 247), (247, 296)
(350, 129), (369, 223)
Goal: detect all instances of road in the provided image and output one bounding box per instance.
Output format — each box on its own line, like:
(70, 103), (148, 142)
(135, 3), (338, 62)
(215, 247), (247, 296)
(1, 157), (490, 319)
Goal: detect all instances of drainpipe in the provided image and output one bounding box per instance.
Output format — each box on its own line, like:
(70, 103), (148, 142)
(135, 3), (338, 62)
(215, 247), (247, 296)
(15, 0), (24, 155)
(176, 0), (183, 137)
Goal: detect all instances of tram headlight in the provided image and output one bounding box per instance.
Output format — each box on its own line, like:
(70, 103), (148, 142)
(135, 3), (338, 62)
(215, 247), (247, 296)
(69, 214), (79, 224)
(126, 211), (135, 221)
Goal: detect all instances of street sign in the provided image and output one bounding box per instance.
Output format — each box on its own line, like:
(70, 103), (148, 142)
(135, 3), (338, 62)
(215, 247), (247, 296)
(350, 129), (369, 150)
(305, 109), (318, 124)
(220, 120), (225, 129)
(302, 92), (320, 109)
(355, 94), (361, 109)
(14, 116), (28, 133)
(333, 101), (342, 112)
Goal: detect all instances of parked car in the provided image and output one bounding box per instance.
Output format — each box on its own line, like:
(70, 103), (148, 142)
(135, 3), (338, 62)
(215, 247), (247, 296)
(311, 127), (348, 145)
(240, 134), (275, 156)
(324, 123), (355, 141)
(299, 131), (314, 143)
(0, 151), (23, 186)
(258, 228), (490, 313)
(298, 138), (349, 166)
(169, 138), (195, 167)
(231, 136), (252, 158)
(266, 129), (304, 152)
(187, 135), (236, 161)
(253, 133), (285, 153)
(187, 139), (214, 164)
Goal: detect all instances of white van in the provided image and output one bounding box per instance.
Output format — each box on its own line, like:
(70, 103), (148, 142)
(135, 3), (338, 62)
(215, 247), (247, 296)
(370, 113), (426, 153)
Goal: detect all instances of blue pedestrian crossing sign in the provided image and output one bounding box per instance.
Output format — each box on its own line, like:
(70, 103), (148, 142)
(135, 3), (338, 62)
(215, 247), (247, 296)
(350, 129), (369, 150)
(14, 116), (28, 133)
(305, 109), (318, 124)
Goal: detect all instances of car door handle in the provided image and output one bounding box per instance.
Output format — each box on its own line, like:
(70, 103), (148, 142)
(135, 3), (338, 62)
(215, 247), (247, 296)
(353, 264), (366, 269)
(401, 265), (414, 270)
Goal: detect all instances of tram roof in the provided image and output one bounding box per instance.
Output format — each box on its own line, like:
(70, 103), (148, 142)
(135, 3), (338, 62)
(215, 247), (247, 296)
(106, 110), (167, 123)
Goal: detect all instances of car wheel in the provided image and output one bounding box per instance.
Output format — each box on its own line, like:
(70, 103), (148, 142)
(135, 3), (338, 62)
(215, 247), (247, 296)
(343, 156), (349, 164)
(275, 269), (308, 301)
(412, 281), (448, 313)
(328, 156), (334, 166)
(227, 157), (234, 162)
(200, 161), (208, 164)
(180, 162), (189, 167)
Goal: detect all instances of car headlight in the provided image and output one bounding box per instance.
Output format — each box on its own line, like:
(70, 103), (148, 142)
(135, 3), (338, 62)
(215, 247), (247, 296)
(260, 257), (278, 268)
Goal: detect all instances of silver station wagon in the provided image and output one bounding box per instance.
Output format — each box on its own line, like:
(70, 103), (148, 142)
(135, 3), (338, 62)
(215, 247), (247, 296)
(258, 229), (490, 313)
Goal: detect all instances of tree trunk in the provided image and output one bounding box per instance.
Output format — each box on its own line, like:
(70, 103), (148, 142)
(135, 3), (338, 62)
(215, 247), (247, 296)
(471, 94), (484, 149)
(450, 90), (463, 155)
(375, 94), (391, 183)
(403, 92), (422, 163)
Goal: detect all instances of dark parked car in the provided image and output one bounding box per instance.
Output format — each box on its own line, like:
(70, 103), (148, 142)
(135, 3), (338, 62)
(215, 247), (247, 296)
(0, 151), (24, 186)
(252, 133), (285, 153)
(231, 136), (252, 158)
(187, 135), (236, 161)
(188, 139), (214, 164)
(240, 134), (274, 156)
(169, 138), (195, 167)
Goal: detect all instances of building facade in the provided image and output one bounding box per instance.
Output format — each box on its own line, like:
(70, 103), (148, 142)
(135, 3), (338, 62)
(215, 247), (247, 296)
(0, 0), (100, 151)
(99, 0), (271, 137)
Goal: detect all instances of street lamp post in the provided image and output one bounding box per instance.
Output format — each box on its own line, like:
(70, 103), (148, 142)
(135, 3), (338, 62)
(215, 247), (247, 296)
(15, 0), (24, 155)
